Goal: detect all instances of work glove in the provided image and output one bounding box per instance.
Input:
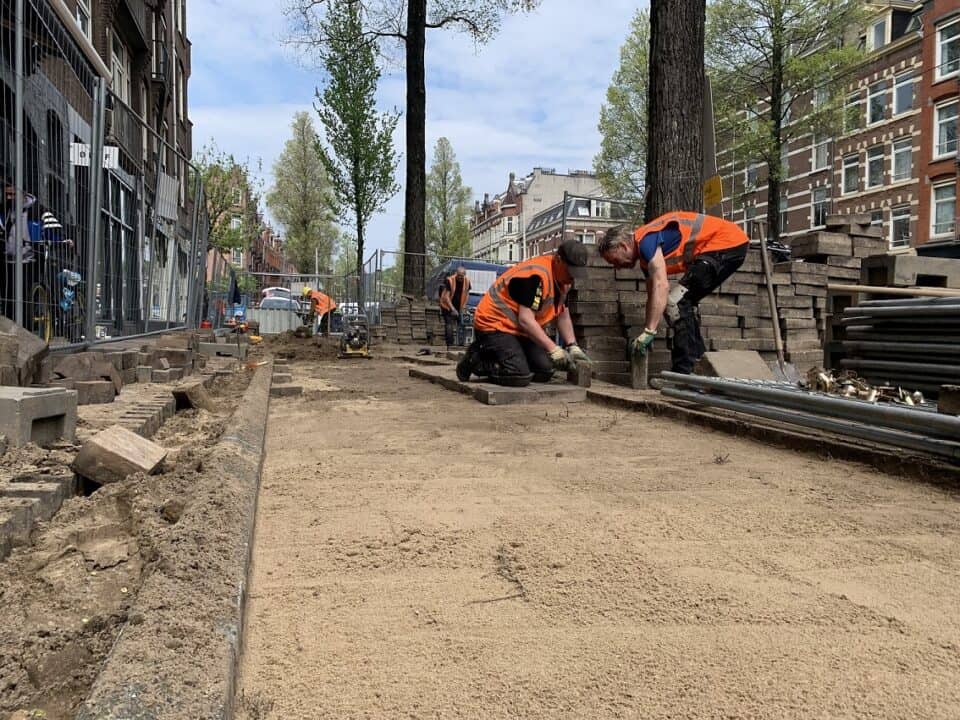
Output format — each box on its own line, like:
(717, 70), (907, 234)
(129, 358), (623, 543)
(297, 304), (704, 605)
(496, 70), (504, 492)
(566, 344), (593, 367)
(665, 285), (687, 323)
(451, 308), (459, 318)
(631, 329), (657, 356)
(548, 345), (575, 371)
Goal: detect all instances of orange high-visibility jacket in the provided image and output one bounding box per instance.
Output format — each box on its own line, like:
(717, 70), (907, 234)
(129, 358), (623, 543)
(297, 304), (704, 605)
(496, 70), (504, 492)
(308, 290), (336, 317)
(439, 273), (471, 312)
(473, 256), (561, 335)
(635, 212), (748, 275)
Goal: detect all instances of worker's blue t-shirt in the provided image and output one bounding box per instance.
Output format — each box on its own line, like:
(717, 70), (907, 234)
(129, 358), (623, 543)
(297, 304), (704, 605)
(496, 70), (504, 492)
(637, 226), (682, 263)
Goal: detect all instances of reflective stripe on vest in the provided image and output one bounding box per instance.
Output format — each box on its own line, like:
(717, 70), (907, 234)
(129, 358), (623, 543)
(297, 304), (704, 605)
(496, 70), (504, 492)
(664, 213), (706, 269)
(474, 258), (556, 334)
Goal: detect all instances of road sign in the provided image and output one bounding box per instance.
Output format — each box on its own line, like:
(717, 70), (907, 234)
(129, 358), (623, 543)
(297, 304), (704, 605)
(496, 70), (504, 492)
(703, 174), (723, 208)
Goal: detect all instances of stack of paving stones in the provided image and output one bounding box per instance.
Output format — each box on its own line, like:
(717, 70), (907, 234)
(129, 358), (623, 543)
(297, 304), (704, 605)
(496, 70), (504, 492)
(270, 359), (303, 397)
(372, 300), (446, 347)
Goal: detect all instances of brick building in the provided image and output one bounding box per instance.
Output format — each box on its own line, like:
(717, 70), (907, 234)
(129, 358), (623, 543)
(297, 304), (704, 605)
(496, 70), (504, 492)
(471, 168), (601, 263)
(524, 196), (636, 256)
(719, 0), (960, 253)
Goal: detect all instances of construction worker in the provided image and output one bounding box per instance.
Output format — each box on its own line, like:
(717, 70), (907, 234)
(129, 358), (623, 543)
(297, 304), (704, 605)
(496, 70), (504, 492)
(438, 264), (471, 348)
(301, 286), (337, 335)
(599, 212), (749, 374)
(457, 239), (592, 386)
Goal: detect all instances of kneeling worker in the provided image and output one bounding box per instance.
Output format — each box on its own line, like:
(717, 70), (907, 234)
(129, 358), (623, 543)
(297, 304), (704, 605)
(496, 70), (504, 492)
(457, 240), (592, 386)
(599, 212), (749, 374)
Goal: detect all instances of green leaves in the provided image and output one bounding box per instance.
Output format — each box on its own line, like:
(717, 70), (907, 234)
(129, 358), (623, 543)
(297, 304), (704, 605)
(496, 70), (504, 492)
(426, 137), (472, 265)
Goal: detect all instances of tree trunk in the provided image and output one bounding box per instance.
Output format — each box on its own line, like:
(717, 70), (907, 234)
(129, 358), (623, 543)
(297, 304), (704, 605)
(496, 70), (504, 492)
(402, 0), (427, 297)
(356, 213), (366, 310)
(645, 0), (705, 221)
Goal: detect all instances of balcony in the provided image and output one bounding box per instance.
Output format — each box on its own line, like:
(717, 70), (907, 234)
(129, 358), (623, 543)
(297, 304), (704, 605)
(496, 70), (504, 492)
(118, 0), (149, 51)
(151, 38), (169, 85)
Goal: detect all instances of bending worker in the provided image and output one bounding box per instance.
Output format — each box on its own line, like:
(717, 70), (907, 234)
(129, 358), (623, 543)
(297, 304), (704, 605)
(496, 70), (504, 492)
(438, 264), (471, 348)
(456, 239), (592, 386)
(599, 211), (748, 374)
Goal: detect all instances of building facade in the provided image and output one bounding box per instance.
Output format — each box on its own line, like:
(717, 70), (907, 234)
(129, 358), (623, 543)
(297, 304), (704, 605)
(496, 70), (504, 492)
(719, 0), (960, 252)
(471, 168), (602, 263)
(525, 196), (636, 256)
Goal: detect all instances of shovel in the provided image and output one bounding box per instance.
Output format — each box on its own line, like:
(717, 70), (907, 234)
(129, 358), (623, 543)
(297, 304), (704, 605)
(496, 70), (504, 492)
(758, 225), (802, 384)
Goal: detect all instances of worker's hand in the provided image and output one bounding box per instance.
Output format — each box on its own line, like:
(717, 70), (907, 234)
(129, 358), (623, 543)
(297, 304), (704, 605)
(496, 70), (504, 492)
(549, 345), (574, 371)
(451, 308), (459, 318)
(631, 329), (657, 356)
(566, 343), (593, 367)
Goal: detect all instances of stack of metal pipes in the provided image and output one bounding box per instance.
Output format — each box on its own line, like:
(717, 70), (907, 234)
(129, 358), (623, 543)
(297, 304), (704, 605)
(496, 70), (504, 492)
(658, 372), (960, 463)
(838, 297), (960, 395)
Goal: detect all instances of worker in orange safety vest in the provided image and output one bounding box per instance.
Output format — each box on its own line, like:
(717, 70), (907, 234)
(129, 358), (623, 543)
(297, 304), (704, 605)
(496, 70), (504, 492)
(438, 265), (471, 348)
(599, 211), (749, 374)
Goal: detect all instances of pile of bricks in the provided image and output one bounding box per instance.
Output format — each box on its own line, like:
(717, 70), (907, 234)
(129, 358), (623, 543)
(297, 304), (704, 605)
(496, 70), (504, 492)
(379, 300), (446, 346)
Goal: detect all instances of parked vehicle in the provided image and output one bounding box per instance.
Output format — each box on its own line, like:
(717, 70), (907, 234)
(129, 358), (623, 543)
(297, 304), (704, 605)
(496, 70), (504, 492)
(259, 296), (302, 312)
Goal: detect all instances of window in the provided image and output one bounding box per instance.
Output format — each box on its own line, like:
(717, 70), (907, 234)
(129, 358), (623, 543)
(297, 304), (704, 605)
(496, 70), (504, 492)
(844, 94), (862, 133)
(779, 196), (788, 232)
(575, 232), (596, 245)
(745, 205), (757, 238)
(231, 248), (243, 266)
(867, 81), (887, 124)
(870, 209), (883, 226)
(812, 87), (829, 108)
(937, 19), (960, 79)
(233, 188), (243, 205)
(230, 216), (242, 230)
(780, 143), (789, 176)
(506, 216), (514, 233)
(111, 33), (131, 104)
(508, 244), (513, 262)
(842, 154), (859, 194)
(178, 0), (186, 34)
(76, 0), (91, 38)
(932, 183), (956, 236)
(746, 164), (760, 187)
(867, 146), (884, 188)
(812, 135), (830, 170)
(935, 101), (958, 157)
(891, 206), (911, 247)
(177, 64), (185, 123)
(872, 19), (887, 50)
(893, 74), (915, 115)
(812, 188), (829, 227)
(892, 138), (912, 181)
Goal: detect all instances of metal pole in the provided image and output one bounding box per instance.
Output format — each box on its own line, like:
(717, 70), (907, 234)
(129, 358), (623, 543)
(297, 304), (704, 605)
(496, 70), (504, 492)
(164, 236), (176, 329)
(13, 0), (24, 326)
(184, 167), (202, 328)
(85, 79), (107, 342)
(758, 223), (787, 374)
(828, 283), (960, 298)
(142, 152), (161, 333)
(559, 190), (569, 253)
(661, 386), (960, 462)
(659, 372), (960, 440)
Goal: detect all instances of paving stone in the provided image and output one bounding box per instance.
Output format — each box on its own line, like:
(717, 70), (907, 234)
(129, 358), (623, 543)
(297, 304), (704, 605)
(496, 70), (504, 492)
(0, 386), (78, 447)
(136, 366), (153, 383)
(270, 385), (303, 397)
(75, 380), (116, 405)
(172, 382), (216, 412)
(695, 351), (777, 380)
(151, 369), (174, 383)
(272, 373), (293, 384)
(72, 425), (167, 485)
(0, 496), (38, 549)
(409, 367), (586, 405)
(1, 482), (70, 522)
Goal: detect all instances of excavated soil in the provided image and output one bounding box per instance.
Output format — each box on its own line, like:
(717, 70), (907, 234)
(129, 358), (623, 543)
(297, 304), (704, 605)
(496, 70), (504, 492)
(0, 369), (252, 719)
(254, 331), (341, 362)
(237, 359), (960, 719)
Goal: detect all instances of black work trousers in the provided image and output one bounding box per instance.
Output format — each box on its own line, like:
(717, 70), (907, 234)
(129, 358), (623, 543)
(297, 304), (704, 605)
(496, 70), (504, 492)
(470, 330), (553, 386)
(442, 309), (465, 347)
(672, 244), (748, 374)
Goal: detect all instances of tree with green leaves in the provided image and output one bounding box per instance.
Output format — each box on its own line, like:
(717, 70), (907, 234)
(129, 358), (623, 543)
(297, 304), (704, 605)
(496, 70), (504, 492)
(707, 0), (865, 240)
(285, 0), (539, 297)
(426, 137), (472, 266)
(314, 0), (400, 307)
(267, 112), (339, 274)
(595, 9), (649, 203)
(194, 141), (261, 251)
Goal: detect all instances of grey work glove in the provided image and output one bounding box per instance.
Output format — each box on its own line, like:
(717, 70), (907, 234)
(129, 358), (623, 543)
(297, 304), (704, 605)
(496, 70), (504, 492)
(631, 329), (657, 356)
(548, 345), (575, 371)
(566, 344), (593, 367)
(665, 285), (687, 323)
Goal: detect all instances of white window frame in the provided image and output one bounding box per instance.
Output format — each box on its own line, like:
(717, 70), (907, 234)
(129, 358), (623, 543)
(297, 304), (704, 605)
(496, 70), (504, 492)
(75, 0), (91, 39)
(871, 17), (887, 51)
(842, 155), (859, 195)
(867, 81), (887, 125)
(935, 100), (959, 158)
(893, 74), (915, 116)
(892, 138), (912, 182)
(779, 196), (788, 232)
(890, 205), (911, 248)
(844, 94), (862, 134)
(936, 18), (960, 81)
(932, 182), (956, 237)
(177, 64), (185, 123)
(231, 248), (243, 266)
(812, 135), (830, 171)
(111, 32), (131, 105)
(866, 145), (884, 188)
(230, 215), (242, 231)
(812, 188), (829, 228)
(233, 188), (243, 206)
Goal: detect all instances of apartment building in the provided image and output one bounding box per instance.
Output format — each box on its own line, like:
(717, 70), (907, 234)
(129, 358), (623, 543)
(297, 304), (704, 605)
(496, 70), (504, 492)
(471, 168), (601, 263)
(525, 196), (636, 256)
(719, 0), (959, 252)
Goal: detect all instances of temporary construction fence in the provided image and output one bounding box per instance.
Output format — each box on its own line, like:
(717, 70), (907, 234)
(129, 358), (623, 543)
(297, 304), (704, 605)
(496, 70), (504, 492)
(1, 0), (210, 348)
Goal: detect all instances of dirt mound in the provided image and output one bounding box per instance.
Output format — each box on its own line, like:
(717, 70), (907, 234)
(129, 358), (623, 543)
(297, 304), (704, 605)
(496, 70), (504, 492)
(0, 373), (250, 719)
(255, 331), (340, 362)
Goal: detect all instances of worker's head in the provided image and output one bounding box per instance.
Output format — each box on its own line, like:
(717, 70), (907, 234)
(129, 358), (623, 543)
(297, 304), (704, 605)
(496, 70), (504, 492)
(598, 225), (637, 269)
(456, 265), (467, 278)
(301, 286), (312, 297)
(553, 239), (589, 287)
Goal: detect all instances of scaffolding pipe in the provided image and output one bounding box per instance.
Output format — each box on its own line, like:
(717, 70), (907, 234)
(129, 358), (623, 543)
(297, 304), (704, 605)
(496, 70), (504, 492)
(661, 387), (960, 462)
(659, 372), (960, 440)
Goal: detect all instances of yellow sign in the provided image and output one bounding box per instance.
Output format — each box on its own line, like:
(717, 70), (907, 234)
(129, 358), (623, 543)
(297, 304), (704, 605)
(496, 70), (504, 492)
(703, 174), (722, 208)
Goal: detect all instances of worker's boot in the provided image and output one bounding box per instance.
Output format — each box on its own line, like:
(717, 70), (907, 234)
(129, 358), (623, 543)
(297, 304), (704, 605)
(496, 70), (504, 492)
(456, 342), (480, 381)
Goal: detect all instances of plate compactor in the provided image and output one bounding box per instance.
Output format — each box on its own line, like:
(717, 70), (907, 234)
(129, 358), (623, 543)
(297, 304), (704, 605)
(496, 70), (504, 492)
(339, 313), (371, 359)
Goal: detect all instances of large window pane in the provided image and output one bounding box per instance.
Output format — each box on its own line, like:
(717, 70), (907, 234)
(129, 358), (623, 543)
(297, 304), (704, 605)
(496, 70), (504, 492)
(867, 146), (884, 188)
(892, 139), (912, 181)
(894, 75), (915, 115)
(936, 102), (958, 156)
(868, 82), (886, 124)
(843, 155), (859, 194)
(933, 184), (956, 236)
(939, 21), (960, 78)
(891, 206), (911, 247)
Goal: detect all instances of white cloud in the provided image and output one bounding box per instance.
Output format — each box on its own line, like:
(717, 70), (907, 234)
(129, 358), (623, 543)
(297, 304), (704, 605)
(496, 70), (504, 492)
(189, 0), (643, 254)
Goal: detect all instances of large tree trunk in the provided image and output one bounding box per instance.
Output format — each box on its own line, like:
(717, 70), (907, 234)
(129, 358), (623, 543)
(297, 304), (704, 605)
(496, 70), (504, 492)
(356, 215), (366, 310)
(645, 0), (706, 221)
(767, 17), (784, 243)
(402, 0), (427, 297)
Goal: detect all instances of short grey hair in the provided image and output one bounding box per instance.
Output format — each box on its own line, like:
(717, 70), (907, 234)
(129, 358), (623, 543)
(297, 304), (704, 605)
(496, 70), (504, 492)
(598, 225), (632, 255)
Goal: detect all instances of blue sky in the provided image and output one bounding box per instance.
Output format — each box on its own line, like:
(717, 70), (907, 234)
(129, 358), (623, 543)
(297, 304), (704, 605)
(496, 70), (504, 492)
(189, 0), (642, 257)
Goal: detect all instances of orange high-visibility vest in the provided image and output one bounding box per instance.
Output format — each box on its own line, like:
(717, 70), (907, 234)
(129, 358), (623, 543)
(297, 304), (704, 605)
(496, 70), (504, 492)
(309, 290), (336, 317)
(440, 273), (471, 312)
(474, 256), (560, 335)
(635, 212), (748, 275)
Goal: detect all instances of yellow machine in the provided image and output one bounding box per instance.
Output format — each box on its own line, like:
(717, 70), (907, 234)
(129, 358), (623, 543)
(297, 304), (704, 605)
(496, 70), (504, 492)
(338, 313), (371, 359)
